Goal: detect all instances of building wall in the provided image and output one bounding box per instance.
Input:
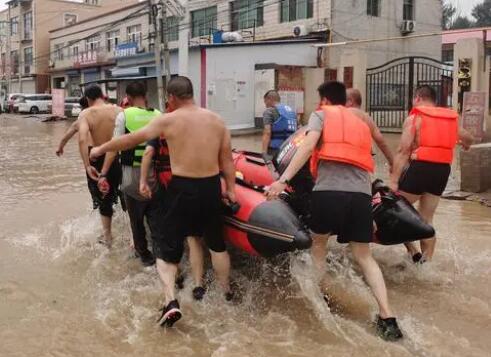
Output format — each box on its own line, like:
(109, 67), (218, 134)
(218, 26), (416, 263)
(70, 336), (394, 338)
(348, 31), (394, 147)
(0, 0), (140, 94)
(329, 0), (442, 68)
(204, 42), (319, 129)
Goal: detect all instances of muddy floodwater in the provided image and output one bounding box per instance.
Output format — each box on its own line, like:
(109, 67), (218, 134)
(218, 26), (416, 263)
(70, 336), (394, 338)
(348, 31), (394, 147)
(1, 115), (490, 357)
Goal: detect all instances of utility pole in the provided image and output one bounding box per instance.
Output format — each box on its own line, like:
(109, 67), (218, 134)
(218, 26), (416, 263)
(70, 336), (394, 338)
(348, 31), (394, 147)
(178, 0), (189, 76)
(6, 4), (11, 96)
(161, 0), (171, 103)
(151, 0), (165, 112)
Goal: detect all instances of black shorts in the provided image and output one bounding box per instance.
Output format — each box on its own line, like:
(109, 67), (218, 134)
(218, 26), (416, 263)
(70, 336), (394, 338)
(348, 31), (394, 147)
(399, 161), (451, 196)
(154, 175), (225, 264)
(87, 148), (121, 217)
(309, 191), (373, 244)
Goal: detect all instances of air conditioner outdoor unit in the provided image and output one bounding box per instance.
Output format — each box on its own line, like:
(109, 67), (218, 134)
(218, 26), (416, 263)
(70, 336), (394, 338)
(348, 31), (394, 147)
(293, 24), (312, 37)
(401, 20), (416, 35)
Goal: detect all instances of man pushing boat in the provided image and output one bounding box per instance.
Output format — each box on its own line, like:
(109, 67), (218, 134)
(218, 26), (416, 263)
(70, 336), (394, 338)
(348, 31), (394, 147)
(89, 76), (236, 327)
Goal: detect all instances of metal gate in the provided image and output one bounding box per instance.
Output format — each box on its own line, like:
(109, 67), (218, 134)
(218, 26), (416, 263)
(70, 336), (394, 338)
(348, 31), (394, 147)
(366, 56), (454, 131)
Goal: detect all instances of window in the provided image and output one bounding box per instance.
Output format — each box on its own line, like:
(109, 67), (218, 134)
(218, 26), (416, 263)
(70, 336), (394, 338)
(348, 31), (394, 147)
(10, 50), (19, 74)
(54, 44), (64, 61)
(164, 16), (179, 42)
(106, 30), (120, 52)
(10, 16), (18, 35)
(127, 24), (142, 47)
(442, 48), (454, 63)
(367, 0), (380, 17)
(191, 6), (217, 38)
(86, 35), (101, 51)
(72, 45), (79, 58)
(1, 53), (5, 74)
(24, 47), (33, 74)
(231, 0), (264, 30)
(403, 0), (414, 21)
(64, 13), (78, 26)
(23, 12), (32, 40)
(280, 0), (313, 23)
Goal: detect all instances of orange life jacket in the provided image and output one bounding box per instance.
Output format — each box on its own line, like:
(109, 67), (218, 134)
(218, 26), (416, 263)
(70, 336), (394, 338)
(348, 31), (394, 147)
(310, 105), (374, 177)
(411, 106), (458, 164)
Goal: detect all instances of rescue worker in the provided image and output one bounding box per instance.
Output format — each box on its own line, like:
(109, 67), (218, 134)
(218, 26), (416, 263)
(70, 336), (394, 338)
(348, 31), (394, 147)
(139, 102), (208, 301)
(262, 90), (298, 161)
(98, 81), (162, 266)
(390, 85), (474, 263)
(266, 81), (403, 341)
(90, 76), (236, 328)
(346, 88), (394, 169)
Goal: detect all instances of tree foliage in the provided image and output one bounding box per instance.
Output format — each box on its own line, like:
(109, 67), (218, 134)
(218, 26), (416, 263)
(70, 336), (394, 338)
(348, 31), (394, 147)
(471, 0), (491, 27)
(442, 0), (457, 29)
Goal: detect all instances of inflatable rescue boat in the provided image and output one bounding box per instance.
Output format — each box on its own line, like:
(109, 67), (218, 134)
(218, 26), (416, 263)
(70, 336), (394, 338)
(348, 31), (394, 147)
(227, 128), (435, 248)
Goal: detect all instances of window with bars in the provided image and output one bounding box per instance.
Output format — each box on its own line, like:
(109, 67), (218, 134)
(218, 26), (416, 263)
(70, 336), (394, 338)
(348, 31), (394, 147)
(106, 30), (120, 52)
(10, 16), (18, 35)
(10, 50), (19, 74)
(403, 0), (414, 21)
(367, 0), (380, 17)
(127, 25), (142, 47)
(86, 35), (101, 51)
(231, 0), (264, 31)
(191, 6), (217, 38)
(280, 0), (313, 23)
(54, 44), (64, 61)
(24, 47), (33, 74)
(163, 16), (179, 42)
(23, 12), (32, 40)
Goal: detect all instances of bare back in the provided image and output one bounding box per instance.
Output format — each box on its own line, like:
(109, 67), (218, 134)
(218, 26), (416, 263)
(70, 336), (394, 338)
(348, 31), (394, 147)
(163, 106), (226, 178)
(84, 104), (121, 146)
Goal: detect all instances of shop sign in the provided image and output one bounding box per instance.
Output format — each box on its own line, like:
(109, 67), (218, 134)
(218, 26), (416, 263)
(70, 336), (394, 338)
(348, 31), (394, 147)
(115, 43), (138, 58)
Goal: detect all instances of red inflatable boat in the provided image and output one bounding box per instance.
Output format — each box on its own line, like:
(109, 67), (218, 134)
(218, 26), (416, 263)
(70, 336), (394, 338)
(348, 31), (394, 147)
(222, 178), (311, 257)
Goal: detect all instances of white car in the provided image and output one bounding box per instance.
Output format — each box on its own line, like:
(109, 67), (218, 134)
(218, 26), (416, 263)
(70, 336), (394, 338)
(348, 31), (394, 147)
(16, 94), (53, 114)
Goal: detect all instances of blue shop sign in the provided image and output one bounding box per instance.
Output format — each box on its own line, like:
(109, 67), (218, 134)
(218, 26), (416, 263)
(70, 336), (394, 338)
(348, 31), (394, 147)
(115, 43), (138, 58)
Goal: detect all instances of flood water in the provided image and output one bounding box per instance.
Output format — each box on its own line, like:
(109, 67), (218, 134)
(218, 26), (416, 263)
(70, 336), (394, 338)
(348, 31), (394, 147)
(1, 115), (490, 357)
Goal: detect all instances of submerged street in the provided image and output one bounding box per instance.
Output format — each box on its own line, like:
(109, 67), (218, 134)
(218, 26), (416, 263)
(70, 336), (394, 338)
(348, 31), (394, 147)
(1, 114), (490, 357)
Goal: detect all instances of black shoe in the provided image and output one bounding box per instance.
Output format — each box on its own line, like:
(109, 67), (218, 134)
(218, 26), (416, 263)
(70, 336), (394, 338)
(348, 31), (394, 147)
(139, 250), (156, 267)
(157, 300), (182, 327)
(192, 286), (206, 301)
(175, 274), (185, 290)
(376, 316), (403, 341)
(412, 253), (425, 264)
(225, 281), (240, 302)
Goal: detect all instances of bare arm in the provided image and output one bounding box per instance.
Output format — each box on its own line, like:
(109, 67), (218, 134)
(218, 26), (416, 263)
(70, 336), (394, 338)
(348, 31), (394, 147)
(56, 120), (78, 156)
(139, 146), (155, 199)
(266, 130), (321, 199)
(390, 116), (415, 191)
(90, 116), (167, 160)
(262, 124), (272, 154)
(219, 127), (236, 201)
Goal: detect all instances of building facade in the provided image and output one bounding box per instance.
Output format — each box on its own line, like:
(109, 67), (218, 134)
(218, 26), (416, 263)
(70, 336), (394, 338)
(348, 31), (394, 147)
(0, 0), (138, 95)
(49, 2), (149, 98)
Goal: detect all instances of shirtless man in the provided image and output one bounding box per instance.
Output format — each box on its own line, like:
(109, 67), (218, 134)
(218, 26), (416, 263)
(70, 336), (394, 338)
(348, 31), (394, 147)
(90, 76), (236, 327)
(78, 85), (122, 246)
(346, 88), (394, 169)
(390, 85), (473, 262)
(55, 97), (89, 156)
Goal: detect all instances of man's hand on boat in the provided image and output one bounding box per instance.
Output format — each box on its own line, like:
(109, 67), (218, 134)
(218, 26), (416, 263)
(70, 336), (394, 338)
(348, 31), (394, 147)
(223, 189), (237, 204)
(265, 181), (287, 200)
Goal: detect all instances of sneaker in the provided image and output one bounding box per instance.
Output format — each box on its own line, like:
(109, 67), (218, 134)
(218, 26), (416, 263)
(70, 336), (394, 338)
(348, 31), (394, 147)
(376, 316), (403, 341)
(157, 300), (182, 327)
(192, 286), (206, 301)
(139, 250), (156, 267)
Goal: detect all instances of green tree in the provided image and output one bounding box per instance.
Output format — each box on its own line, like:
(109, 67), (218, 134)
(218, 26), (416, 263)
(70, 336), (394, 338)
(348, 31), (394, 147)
(451, 15), (474, 29)
(442, 0), (457, 29)
(472, 0), (491, 27)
